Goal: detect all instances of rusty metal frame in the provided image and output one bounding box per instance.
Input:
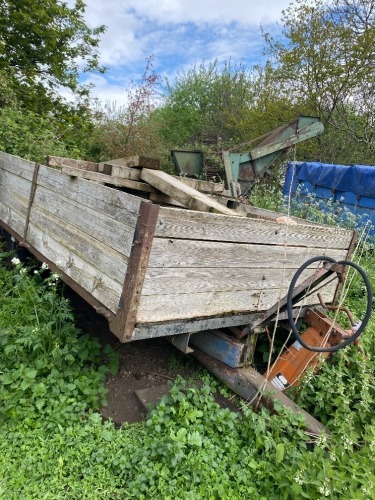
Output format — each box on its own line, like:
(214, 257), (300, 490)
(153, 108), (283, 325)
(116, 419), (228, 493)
(23, 162), (40, 241)
(110, 201), (159, 342)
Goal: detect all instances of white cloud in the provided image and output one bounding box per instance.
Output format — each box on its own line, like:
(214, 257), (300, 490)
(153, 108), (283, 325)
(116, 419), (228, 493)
(112, 0), (290, 25)
(78, 0), (291, 105)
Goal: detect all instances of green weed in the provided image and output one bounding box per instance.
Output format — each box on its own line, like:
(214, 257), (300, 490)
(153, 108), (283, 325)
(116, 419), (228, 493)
(0, 238), (375, 499)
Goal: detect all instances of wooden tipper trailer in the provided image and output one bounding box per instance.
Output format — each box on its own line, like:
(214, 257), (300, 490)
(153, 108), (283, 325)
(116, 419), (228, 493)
(0, 151), (356, 433)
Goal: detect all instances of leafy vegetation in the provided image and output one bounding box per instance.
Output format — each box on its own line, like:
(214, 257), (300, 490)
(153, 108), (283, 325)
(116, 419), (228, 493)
(0, 0), (105, 114)
(0, 240), (375, 498)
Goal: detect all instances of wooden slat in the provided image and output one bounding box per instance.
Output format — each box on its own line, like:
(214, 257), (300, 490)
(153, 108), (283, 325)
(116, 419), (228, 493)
(61, 166), (158, 193)
(33, 185), (135, 258)
(155, 207), (354, 249)
(0, 218), (115, 321)
(0, 154), (143, 222)
(132, 309), (308, 340)
(0, 177), (30, 217)
(0, 168), (32, 235)
(147, 238), (349, 269)
(29, 205), (128, 285)
(141, 168), (242, 216)
(141, 266), (337, 295)
(102, 163), (142, 180)
(47, 155), (99, 172)
(0, 152), (35, 181)
(0, 166), (33, 198)
(27, 224), (122, 312)
(136, 285), (336, 323)
(0, 200), (27, 237)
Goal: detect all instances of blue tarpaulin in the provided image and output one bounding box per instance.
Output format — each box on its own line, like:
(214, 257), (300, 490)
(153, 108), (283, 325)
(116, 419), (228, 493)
(283, 162), (375, 234)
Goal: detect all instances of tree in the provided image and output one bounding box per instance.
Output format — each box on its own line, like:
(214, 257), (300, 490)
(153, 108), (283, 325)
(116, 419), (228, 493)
(263, 0), (375, 163)
(156, 60), (256, 147)
(88, 56), (163, 162)
(0, 0), (105, 114)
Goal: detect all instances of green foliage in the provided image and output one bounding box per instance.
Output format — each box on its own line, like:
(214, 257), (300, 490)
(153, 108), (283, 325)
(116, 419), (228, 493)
(88, 56), (164, 163)
(1, 227), (375, 498)
(263, 0), (375, 164)
(156, 60), (255, 147)
(0, 105), (86, 162)
(0, 254), (114, 430)
(0, 0), (105, 114)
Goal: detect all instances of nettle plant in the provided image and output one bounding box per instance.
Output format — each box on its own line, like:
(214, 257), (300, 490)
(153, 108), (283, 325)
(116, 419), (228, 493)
(0, 252), (117, 430)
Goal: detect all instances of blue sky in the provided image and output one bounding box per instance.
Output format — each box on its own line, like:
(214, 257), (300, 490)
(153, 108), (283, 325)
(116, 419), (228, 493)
(79, 0), (292, 105)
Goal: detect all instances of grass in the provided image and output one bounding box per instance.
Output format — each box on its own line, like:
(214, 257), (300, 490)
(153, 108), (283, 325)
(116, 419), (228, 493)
(1, 216), (375, 498)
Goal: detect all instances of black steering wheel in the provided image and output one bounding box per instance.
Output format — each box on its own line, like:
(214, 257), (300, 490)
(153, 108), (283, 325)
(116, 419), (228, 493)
(287, 256), (373, 352)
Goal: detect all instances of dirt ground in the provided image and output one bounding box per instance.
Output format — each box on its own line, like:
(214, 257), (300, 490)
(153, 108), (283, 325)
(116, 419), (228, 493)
(67, 289), (205, 424)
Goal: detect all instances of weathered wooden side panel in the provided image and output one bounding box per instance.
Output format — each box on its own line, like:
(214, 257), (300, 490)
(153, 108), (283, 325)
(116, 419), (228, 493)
(0, 152), (142, 314)
(137, 207), (353, 325)
(154, 207), (353, 249)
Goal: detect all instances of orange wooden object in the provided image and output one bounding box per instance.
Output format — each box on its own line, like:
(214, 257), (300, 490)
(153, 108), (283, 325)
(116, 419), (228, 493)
(262, 308), (352, 391)
(264, 327), (331, 391)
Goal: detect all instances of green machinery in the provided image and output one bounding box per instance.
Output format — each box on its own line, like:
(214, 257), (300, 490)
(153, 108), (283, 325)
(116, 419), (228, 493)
(172, 116), (324, 197)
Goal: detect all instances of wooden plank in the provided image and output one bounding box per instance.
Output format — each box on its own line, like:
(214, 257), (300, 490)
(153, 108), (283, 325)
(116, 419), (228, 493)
(0, 178), (30, 216)
(47, 155), (99, 172)
(33, 185), (135, 258)
(0, 168), (133, 251)
(0, 200), (27, 237)
(173, 176), (224, 193)
(111, 202), (159, 342)
(29, 205), (128, 285)
(0, 152), (35, 181)
(0, 169), (31, 235)
(155, 207), (353, 249)
(102, 163), (142, 180)
(136, 284), (336, 323)
(62, 166), (159, 193)
(104, 155), (160, 170)
(26, 223), (122, 312)
(147, 238), (349, 270)
(141, 168), (243, 216)
(141, 266), (337, 296)
(0, 166), (33, 197)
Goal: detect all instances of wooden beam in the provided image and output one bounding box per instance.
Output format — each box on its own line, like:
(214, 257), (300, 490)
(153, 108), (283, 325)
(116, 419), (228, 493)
(47, 155), (99, 172)
(192, 349), (328, 436)
(102, 163), (142, 180)
(104, 155), (160, 170)
(141, 168), (243, 216)
(61, 166), (158, 193)
(173, 176), (224, 194)
(111, 201), (160, 342)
